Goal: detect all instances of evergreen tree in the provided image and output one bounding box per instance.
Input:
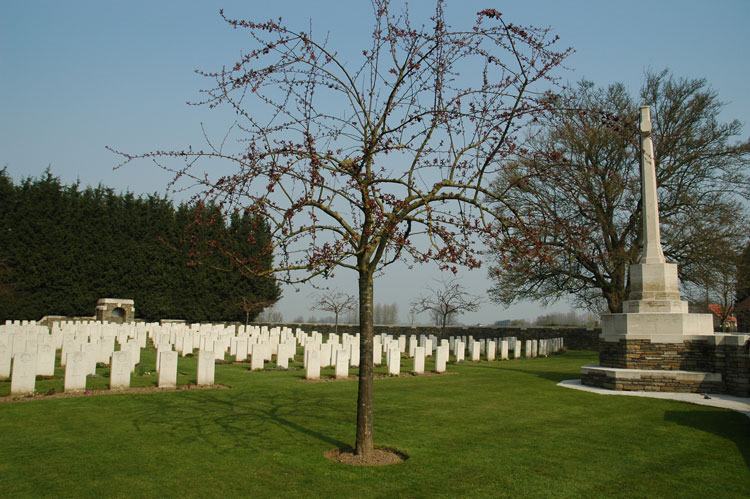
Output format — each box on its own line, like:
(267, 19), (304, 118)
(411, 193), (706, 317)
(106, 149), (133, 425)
(0, 169), (279, 322)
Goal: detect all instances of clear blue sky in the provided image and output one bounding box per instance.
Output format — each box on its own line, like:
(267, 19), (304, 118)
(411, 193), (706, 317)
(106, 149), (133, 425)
(2, 0), (749, 324)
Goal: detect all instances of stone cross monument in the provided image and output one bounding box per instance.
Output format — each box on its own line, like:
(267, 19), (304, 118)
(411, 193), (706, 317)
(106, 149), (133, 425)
(603, 106), (711, 339)
(577, 106), (750, 396)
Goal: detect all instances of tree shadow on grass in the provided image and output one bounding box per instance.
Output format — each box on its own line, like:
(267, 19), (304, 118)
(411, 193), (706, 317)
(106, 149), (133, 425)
(132, 390), (350, 452)
(664, 410), (750, 470)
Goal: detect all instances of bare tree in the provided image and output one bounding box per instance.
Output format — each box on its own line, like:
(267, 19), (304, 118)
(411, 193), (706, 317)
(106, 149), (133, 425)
(234, 295), (275, 326)
(411, 277), (481, 332)
(683, 246), (742, 332)
(312, 289), (357, 334)
(255, 304), (283, 323)
(111, 1), (568, 458)
(487, 72), (750, 314)
(344, 305), (360, 325)
(374, 302), (399, 324)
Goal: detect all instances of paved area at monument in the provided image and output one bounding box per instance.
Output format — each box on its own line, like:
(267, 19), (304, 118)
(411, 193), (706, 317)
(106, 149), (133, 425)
(559, 379), (750, 418)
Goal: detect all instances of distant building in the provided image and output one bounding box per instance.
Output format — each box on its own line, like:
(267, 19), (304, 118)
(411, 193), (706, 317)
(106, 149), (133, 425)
(95, 298), (135, 324)
(708, 303), (737, 332)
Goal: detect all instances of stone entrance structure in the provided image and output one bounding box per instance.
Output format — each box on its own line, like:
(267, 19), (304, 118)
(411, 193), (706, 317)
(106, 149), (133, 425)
(95, 298), (135, 324)
(580, 106), (749, 397)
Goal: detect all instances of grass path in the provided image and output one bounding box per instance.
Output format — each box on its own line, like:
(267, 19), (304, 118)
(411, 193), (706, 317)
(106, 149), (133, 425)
(1, 350), (748, 498)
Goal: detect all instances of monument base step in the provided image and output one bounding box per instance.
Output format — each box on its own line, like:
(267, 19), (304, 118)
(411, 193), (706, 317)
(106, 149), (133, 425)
(580, 364), (723, 394)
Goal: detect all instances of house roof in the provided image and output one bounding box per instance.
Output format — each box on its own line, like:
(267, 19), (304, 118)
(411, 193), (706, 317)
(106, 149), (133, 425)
(708, 304), (737, 323)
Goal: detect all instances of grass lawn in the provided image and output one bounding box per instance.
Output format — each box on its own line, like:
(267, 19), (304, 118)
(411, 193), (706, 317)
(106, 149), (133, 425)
(0, 348), (748, 498)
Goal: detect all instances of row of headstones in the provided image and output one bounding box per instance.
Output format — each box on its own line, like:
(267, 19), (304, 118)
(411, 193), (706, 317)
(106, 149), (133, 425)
(302, 336), (565, 380)
(151, 326), (303, 369)
(0, 327), (147, 378)
(2, 341), (219, 396)
(1, 325), (148, 360)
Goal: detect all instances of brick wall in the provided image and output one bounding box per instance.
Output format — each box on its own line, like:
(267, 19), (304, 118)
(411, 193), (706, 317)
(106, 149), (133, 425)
(597, 337), (749, 397)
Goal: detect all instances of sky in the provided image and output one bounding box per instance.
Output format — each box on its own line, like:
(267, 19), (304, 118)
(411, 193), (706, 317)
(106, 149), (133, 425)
(2, 0), (749, 325)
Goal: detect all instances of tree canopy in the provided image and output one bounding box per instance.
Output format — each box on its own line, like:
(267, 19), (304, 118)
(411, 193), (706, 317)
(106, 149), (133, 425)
(0, 168), (280, 322)
(487, 70), (750, 314)
(110, 0), (569, 459)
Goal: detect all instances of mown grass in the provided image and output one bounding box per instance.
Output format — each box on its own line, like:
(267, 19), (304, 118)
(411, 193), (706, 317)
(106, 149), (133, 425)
(1, 348), (748, 498)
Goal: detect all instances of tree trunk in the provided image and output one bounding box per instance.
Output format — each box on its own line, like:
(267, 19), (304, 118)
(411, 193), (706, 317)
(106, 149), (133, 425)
(355, 270), (375, 457)
(604, 289), (624, 314)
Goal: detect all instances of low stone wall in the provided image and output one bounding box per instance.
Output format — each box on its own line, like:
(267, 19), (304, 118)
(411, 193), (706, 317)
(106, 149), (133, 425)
(254, 323), (601, 351)
(581, 366), (724, 393)
(600, 339), (715, 371)
(590, 335), (749, 397)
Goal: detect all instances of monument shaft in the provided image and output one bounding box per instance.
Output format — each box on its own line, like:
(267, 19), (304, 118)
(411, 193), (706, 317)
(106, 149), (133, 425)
(639, 106), (665, 265)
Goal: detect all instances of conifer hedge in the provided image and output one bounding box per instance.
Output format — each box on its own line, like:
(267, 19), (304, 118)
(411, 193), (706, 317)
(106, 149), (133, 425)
(0, 169), (280, 322)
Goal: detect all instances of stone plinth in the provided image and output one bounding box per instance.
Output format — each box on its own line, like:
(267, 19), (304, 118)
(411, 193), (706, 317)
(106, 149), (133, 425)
(601, 312), (714, 342)
(581, 365), (723, 393)
(583, 334), (749, 397)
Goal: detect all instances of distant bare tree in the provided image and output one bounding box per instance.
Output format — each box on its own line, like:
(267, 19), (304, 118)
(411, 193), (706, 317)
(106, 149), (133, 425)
(683, 246), (742, 332)
(374, 303), (399, 324)
(312, 290), (357, 334)
(255, 305), (283, 323)
(234, 296), (275, 326)
(534, 310), (596, 326)
(411, 277), (481, 332)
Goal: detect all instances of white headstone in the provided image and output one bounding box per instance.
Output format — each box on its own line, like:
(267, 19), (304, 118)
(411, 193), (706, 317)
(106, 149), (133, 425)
(334, 349), (349, 378)
(408, 336), (417, 358)
(319, 342), (332, 368)
(413, 346), (425, 374)
(83, 342), (98, 375)
(235, 337), (248, 362)
(10, 352), (36, 395)
(486, 340), (496, 362)
(471, 341), (481, 362)
(197, 350), (215, 386)
(500, 340), (509, 360)
(0, 342), (10, 379)
(306, 350), (320, 380)
(455, 341), (465, 362)
(349, 342), (360, 367)
(36, 344), (56, 376)
(387, 346), (400, 375)
(64, 351), (88, 392)
(435, 344), (448, 373)
(251, 343), (266, 371)
(158, 350), (178, 388)
(110, 351), (131, 389)
(373, 340), (382, 366)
